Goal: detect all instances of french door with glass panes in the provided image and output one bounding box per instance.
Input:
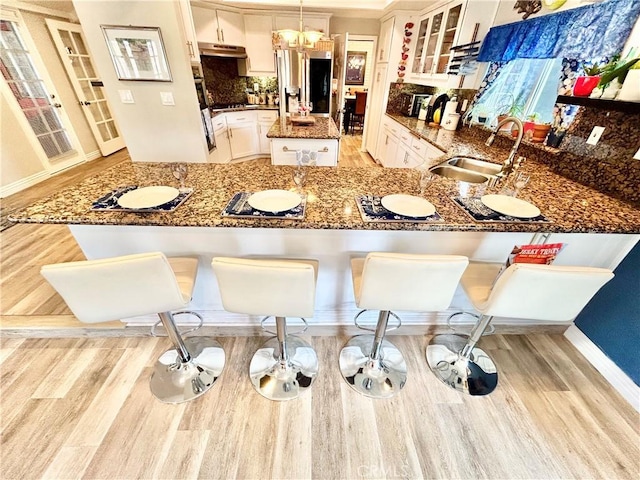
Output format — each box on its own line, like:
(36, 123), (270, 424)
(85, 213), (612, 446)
(0, 8), (85, 172)
(46, 19), (124, 156)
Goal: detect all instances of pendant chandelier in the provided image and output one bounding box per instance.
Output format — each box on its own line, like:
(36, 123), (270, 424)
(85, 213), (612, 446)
(276, 0), (324, 50)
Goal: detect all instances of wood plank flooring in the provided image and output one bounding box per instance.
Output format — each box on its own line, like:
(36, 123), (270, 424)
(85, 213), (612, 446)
(1, 139), (638, 479)
(0, 335), (638, 479)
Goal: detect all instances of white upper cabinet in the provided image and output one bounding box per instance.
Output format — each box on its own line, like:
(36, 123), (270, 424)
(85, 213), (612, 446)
(377, 16), (394, 63)
(410, 1), (464, 79)
(243, 15), (276, 75)
(192, 6), (245, 46)
(177, 0), (199, 62)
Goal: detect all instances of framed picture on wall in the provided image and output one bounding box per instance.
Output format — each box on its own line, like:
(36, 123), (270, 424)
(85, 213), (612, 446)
(345, 51), (366, 85)
(101, 25), (172, 81)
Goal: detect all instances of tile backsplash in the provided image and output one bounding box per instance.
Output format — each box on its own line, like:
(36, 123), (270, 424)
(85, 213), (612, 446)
(200, 57), (277, 105)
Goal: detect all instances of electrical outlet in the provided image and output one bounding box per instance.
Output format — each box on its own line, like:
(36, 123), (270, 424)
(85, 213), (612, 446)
(160, 92), (175, 106)
(634, 147), (640, 160)
(586, 126), (605, 145)
(118, 90), (134, 104)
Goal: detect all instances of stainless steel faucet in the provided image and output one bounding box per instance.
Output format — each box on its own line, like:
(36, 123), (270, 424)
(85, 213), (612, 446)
(485, 116), (524, 179)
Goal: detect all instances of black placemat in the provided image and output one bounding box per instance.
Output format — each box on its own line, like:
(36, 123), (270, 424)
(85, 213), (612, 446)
(222, 192), (307, 220)
(355, 195), (444, 223)
(91, 186), (193, 212)
(452, 196), (551, 223)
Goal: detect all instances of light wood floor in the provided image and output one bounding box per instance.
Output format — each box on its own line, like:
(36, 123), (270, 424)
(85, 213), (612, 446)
(1, 334), (638, 479)
(1, 142), (638, 479)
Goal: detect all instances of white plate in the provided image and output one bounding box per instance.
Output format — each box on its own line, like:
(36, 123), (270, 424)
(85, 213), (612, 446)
(481, 194), (541, 218)
(381, 194), (436, 217)
(117, 186), (180, 209)
(247, 189), (301, 213)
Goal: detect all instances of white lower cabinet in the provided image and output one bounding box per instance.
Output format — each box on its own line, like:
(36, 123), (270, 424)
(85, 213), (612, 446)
(209, 110), (279, 162)
(212, 130), (232, 163)
(228, 123), (257, 158)
(209, 115), (231, 163)
(258, 111), (278, 155)
(380, 116), (446, 168)
(270, 138), (339, 166)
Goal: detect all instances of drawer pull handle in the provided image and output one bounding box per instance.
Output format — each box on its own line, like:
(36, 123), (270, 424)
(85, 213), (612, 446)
(412, 145), (420, 150)
(282, 146), (329, 153)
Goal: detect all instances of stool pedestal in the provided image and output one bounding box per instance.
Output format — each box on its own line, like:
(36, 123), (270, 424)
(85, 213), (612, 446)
(339, 310), (407, 398)
(150, 311), (226, 403)
(249, 316), (318, 401)
(426, 314), (497, 396)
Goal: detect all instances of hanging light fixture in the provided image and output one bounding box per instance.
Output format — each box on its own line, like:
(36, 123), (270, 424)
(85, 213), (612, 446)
(276, 0), (324, 50)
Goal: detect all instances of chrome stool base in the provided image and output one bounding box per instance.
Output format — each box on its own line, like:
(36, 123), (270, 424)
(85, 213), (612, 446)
(249, 336), (319, 401)
(339, 335), (407, 398)
(150, 337), (226, 404)
(426, 334), (497, 396)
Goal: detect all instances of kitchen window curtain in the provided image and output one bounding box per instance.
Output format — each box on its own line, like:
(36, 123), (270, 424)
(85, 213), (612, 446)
(477, 0), (640, 62)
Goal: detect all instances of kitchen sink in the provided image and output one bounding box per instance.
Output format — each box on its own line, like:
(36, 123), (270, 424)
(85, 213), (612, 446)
(428, 166), (489, 184)
(429, 156), (503, 184)
(445, 156), (503, 175)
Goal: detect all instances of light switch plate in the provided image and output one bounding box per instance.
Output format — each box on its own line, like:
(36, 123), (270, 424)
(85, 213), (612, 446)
(118, 89), (134, 104)
(586, 126), (605, 145)
(160, 92), (175, 106)
(634, 147), (640, 160)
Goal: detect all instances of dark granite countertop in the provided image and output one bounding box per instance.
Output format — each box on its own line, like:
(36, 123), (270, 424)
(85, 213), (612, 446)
(267, 117), (340, 140)
(9, 158), (640, 233)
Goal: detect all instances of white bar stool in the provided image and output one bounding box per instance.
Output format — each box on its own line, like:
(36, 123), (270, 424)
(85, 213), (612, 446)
(211, 257), (319, 401)
(41, 252), (225, 404)
(427, 262), (614, 396)
(340, 253), (469, 398)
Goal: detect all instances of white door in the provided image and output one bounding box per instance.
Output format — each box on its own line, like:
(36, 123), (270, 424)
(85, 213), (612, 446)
(45, 19), (124, 157)
(0, 9), (85, 172)
(332, 33), (348, 134)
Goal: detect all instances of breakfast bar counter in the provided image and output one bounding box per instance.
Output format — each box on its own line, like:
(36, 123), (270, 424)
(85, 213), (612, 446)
(10, 144), (639, 326)
(10, 161), (640, 234)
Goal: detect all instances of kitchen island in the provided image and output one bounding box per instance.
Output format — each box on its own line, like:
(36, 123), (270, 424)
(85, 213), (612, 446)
(267, 116), (340, 166)
(10, 154), (639, 327)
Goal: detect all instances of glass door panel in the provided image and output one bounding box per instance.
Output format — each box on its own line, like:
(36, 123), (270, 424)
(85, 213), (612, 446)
(0, 19), (76, 161)
(436, 4), (462, 74)
(411, 18), (429, 74)
(45, 18), (124, 156)
(422, 12), (442, 74)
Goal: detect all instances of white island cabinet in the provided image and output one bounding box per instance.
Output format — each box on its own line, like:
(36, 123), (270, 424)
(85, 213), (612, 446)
(267, 117), (341, 166)
(270, 139), (339, 166)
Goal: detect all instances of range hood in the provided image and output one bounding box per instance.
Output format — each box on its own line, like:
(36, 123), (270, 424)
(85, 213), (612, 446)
(198, 42), (247, 59)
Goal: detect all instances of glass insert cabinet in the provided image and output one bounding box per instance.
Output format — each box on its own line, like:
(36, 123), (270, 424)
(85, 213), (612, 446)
(411, 2), (463, 77)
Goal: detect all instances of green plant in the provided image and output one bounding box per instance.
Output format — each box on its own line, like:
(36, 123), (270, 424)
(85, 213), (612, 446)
(598, 57), (640, 87)
(526, 112), (541, 123)
(582, 62), (604, 76)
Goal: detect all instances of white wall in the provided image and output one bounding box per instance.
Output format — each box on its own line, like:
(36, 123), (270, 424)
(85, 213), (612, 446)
(72, 0), (209, 163)
(330, 16), (381, 36)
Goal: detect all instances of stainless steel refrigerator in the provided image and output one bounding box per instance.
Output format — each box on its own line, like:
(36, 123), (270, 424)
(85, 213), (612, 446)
(276, 48), (332, 117)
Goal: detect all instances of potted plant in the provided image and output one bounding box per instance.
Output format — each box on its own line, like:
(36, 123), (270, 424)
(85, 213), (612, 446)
(496, 96), (524, 132)
(595, 55), (640, 100)
(573, 62), (604, 97)
(522, 113), (539, 139)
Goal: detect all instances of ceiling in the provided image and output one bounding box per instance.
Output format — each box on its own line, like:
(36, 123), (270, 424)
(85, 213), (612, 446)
(19, 0), (434, 20)
(212, 0), (434, 17)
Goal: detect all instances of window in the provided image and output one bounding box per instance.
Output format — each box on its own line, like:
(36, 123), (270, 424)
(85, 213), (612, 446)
(471, 57), (563, 125)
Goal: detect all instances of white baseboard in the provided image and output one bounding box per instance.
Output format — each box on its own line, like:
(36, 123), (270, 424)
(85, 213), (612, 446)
(564, 324), (639, 412)
(85, 150), (102, 161)
(0, 170), (49, 198)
